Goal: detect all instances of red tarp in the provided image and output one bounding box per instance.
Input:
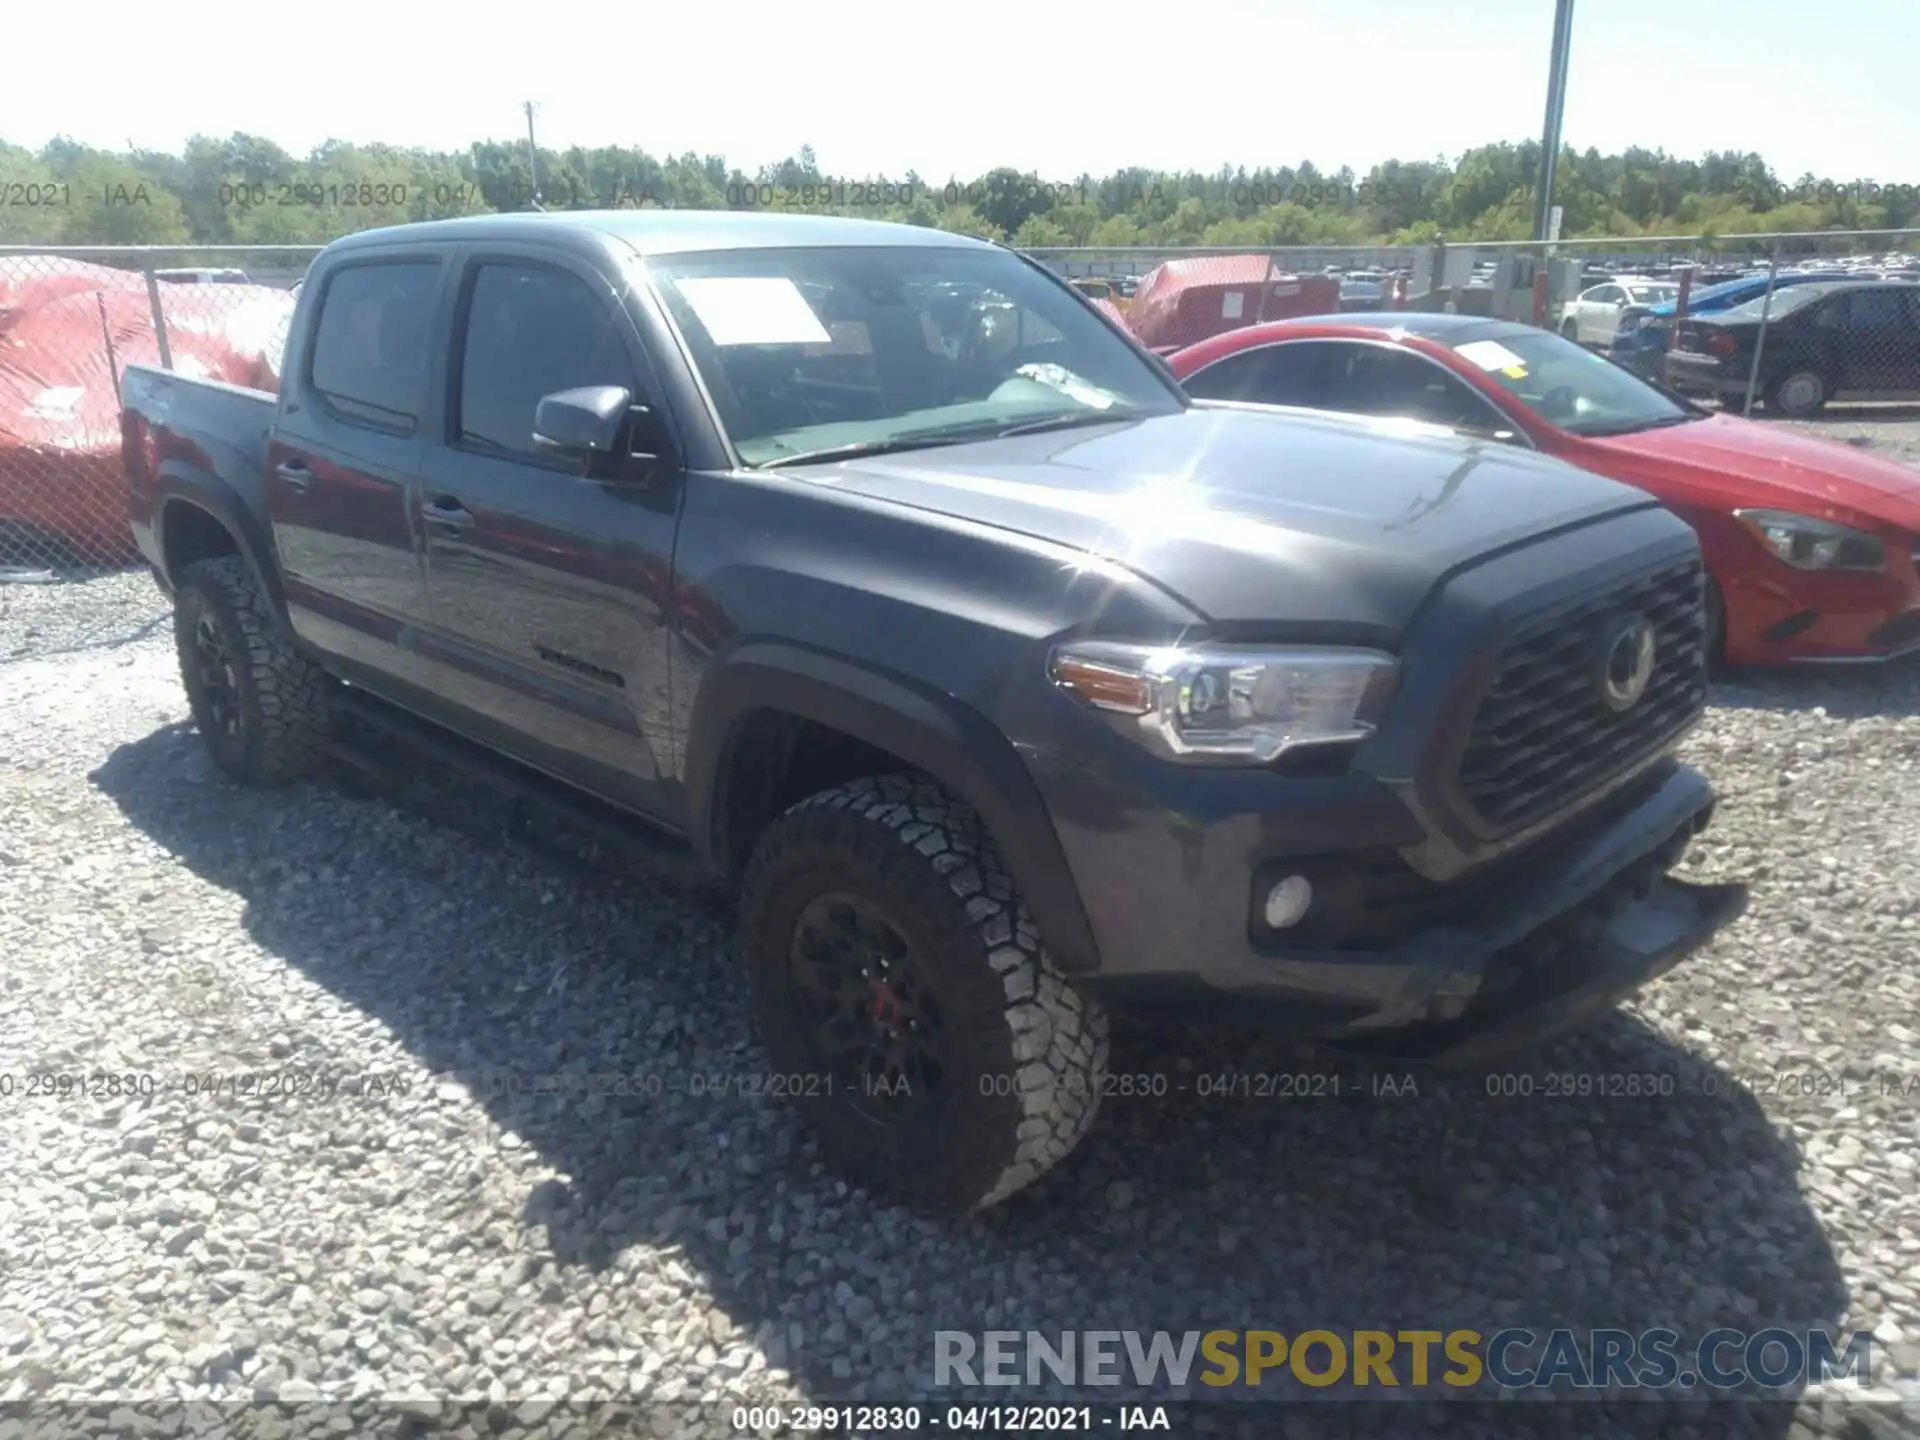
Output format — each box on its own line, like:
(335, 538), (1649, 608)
(1124, 256), (1341, 350)
(1, 257), (293, 560)
(1, 257), (293, 563)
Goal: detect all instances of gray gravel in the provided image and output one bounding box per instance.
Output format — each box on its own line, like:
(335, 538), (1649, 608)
(3, 569), (1919, 1440)
(1776, 405), (1920, 468)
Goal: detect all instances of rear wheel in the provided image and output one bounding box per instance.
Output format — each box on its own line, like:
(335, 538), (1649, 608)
(1765, 369), (1828, 418)
(173, 555), (336, 785)
(736, 774), (1108, 1212)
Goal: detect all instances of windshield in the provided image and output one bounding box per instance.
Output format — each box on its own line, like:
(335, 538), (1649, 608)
(646, 245), (1184, 466)
(1624, 283), (1679, 305)
(1447, 327), (1694, 437)
(1715, 286), (1830, 322)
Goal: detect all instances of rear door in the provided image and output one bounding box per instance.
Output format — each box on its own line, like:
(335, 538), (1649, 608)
(1585, 285), (1626, 345)
(413, 247), (680, 816)
(268, 254), (447, 684)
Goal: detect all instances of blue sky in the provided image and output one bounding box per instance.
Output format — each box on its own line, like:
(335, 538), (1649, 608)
(4, 0), (1911, 182)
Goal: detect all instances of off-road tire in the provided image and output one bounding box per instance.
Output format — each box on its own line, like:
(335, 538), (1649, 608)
(173, 555), (336, 785)
(737, 773), (1109, 1212)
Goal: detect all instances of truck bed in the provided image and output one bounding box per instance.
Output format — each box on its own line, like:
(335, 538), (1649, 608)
(122, 364), (278, 580)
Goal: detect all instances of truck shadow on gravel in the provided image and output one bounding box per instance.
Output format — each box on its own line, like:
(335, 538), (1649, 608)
(92, 723), (1848, 1426)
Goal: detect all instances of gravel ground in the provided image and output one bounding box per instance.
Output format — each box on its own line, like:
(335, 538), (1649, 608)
(1775, 405), (1920, 468)
(3, 567), (1919, 1440)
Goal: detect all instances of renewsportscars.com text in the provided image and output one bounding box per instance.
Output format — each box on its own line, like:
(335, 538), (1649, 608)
(933, 1327), (1885, 1392)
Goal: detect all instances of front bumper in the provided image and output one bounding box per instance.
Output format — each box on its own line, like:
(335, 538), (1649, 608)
(1053, 759), (1744, 1062)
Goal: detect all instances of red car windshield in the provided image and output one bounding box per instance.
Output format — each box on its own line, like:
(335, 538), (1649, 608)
(1447, 328), (1698, 437)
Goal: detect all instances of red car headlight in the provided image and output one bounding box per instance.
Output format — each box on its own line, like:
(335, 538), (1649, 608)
(1734, 509), (1886, 571)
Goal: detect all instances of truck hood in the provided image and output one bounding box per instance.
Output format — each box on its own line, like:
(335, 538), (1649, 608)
(1584, 412), (1920, 530)
(793, 405), (1661, 632)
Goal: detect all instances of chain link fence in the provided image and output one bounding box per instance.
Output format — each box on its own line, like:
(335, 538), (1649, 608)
(4, 230), (1917, 663)
(0, 245), (316, 660)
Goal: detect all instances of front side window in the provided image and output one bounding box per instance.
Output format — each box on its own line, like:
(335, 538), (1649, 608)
(308, 261), (438, 428)
(456, 263), (635, 461)
(646, 245), (1184, 466)
(1316, 344), (1510, 434)
(1181, 343), (1323, 407)
(1446, 327), (1696, 437)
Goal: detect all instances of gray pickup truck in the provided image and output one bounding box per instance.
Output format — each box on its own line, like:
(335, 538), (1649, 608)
(120, 211), (1746, 1211)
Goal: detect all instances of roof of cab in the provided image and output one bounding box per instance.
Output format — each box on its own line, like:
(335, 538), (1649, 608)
(323, 210), (997, 260)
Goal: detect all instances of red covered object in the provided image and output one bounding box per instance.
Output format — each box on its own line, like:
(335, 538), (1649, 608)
(0, 258), (293, 564)
(1124, 256), (1340, 350)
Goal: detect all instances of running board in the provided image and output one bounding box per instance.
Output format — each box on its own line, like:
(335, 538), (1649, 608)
(329, 687), (712, 888)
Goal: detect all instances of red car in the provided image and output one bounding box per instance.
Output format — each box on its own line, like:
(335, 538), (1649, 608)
(1166, 314), (1920, 666)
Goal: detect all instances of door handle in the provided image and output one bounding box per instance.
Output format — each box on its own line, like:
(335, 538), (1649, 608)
(274, 460), (314, 492)
(421, 498), (475, 533)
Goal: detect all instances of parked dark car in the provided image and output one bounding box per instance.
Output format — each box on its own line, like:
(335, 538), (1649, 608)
(1665, 280), (1920, 417)
(119, 211), (1745, 1212)
(1609, 272), (1869, 378)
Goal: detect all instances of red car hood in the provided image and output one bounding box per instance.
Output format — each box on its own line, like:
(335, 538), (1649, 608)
(1585, 413), (1920, 530)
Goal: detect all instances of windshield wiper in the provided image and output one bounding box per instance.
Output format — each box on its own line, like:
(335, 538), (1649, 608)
(994, 408), (1151, 437)
(754, 410), (1148, 469)
(753, 429), (1002, 470)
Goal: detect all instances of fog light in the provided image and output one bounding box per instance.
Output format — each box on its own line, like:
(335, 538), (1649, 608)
(1263, 874), (1314, 930)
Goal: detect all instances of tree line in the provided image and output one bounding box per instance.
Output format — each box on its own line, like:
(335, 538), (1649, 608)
(2, 133), (1914, 252)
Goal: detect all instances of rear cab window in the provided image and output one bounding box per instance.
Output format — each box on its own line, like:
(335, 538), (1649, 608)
(306, 260), (441, 432)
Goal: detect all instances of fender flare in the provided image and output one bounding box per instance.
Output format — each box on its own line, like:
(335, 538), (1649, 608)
(151, 462), (290, 625)
(684, 642), (1101, 975)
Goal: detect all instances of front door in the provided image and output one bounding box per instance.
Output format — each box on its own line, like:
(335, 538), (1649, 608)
(1838, 288), (1920, 398)
(415, 252), (680, 817)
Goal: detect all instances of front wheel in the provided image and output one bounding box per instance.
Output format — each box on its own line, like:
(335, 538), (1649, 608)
(736, 774), (1109, 1212)
(1560, 318), (1581, 343)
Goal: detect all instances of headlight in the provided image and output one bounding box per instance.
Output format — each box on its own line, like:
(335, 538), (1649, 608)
(1734, 509), (1885, 571)
(1048, 641), (1398, 764)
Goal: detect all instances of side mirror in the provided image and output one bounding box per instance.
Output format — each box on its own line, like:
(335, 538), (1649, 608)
(534, 386), (672, 485)
(534, 386), (631, 455)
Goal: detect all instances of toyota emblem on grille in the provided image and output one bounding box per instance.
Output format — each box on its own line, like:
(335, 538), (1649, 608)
(1597, 616), (1657, 712)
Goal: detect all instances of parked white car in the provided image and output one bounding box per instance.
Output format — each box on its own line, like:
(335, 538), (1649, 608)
(1559, 276), (1680, 346)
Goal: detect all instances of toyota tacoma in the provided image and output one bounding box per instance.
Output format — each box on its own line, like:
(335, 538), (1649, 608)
(120, 212), (1747, 1212)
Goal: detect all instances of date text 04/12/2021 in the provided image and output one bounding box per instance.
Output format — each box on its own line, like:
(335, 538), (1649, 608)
(0, 1071), (413, 1103)
(728, 1404), (1173, 1434)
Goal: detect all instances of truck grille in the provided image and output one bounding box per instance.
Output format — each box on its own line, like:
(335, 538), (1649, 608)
(1456, 557), (1708, 832)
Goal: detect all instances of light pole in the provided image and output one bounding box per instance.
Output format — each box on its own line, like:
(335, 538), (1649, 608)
(1532, 0), (1576, 244)
(523, 101), (544, 210)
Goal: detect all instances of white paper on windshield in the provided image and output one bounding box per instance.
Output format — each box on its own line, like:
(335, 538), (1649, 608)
(1221, 291), (1245, 319)
(675, 277), (831, 346)
(1014, 363), (1119, 410)
(1454, 339), (1528, 377)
